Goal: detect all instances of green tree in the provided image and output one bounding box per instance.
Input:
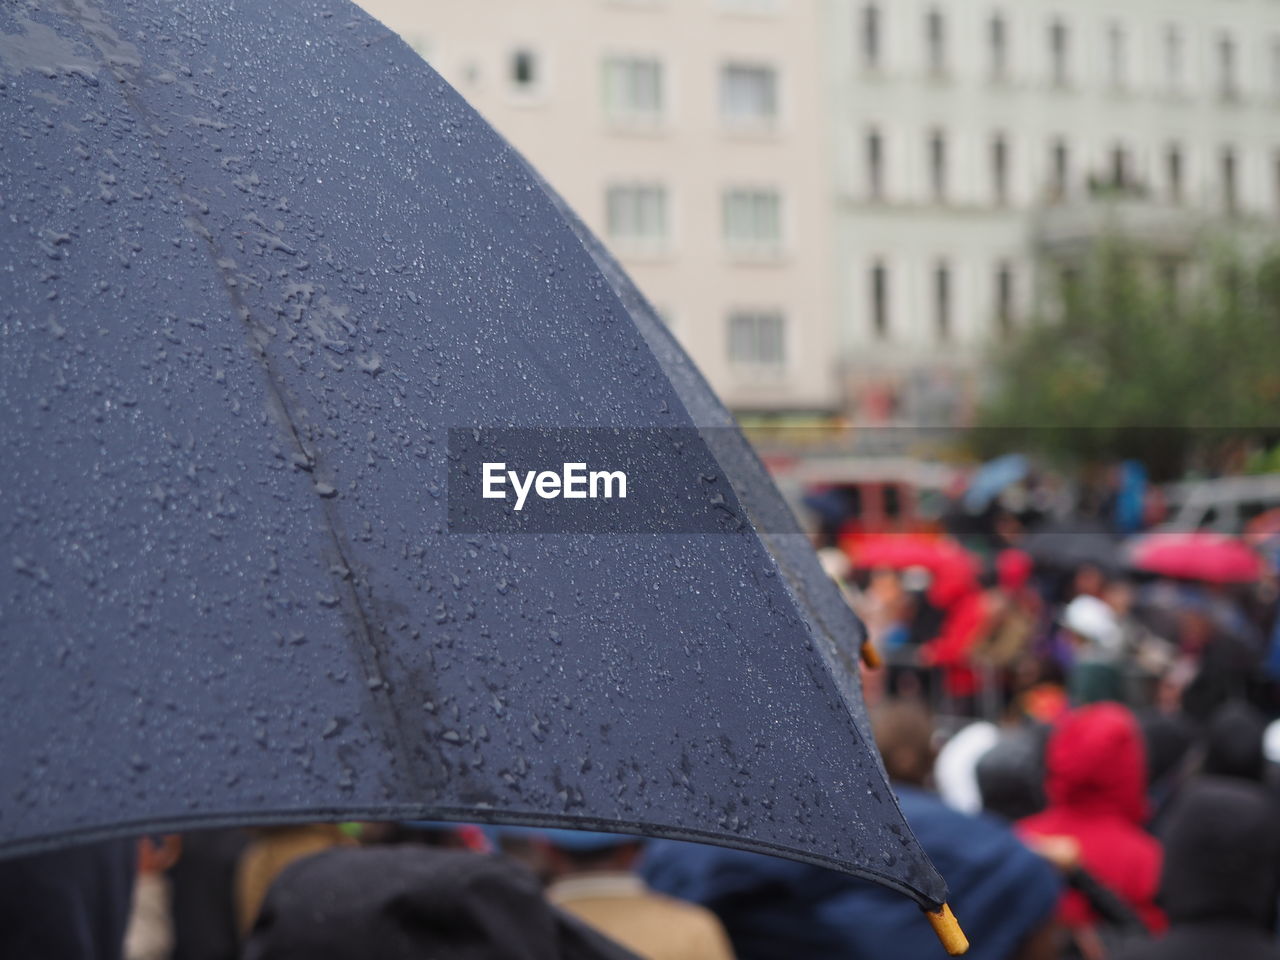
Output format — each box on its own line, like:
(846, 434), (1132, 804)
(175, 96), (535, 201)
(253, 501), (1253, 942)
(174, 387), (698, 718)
(977, 238), (1280, 480)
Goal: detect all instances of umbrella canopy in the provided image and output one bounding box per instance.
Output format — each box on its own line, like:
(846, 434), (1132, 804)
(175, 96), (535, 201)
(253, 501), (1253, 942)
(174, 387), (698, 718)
(0, 0), (955, 930)
(1020, 519), (1120, 573)
(1128, 533), (1264, 585)
(848, 535), (974, 575)
(847, 535), (979, 608)
(962, 454), (1029, 513)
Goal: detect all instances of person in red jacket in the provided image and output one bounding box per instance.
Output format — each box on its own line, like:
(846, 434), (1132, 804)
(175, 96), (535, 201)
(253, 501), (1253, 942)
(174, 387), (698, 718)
(1017, 703), (1166, 937)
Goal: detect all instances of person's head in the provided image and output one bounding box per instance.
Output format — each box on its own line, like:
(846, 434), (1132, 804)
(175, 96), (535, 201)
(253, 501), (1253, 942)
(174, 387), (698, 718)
(976, 726), (1048, 821)
(1101, 578), (1135, 617)
(245, 845), (634, 960)
(1177, 608), (1216, 654)
(1072, 563), (1106, 599)
(1159, 778), (1280, 929)
(1061, 595), (1121, 657)
(1044, 702), (1148, 824)
(540, 831), (644, 881)
(871, 698), (935, 787)
(995, 549), (1033, 593)
(1203, 700), (1267, 783)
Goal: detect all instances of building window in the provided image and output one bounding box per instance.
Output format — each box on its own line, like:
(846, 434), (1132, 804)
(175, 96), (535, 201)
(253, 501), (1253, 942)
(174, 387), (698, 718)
(871, 261), (889, 339)
(1271, 38), (1280, 99)
(1167, 144), (1183, 204)
(926, 8), (946, 76)
(720, 63), (778, 127)
(928, 129), (947, 202)
(862, 4), (881, 69)
(605, 183), (668, 248)
(992, 133), (1009, 206)
(510, 48), (540, 92)
(1275, 151), (1280, 216)
(728, 310), (785, 371)
(1109, 144), (1131, 191)
(1049, 19), (1068, 87)
(1050, 138), (1069, 200)
(1107, 22), (1126, 89)
(1222, 147), (1238, 214)
(1164, 25), (1183, 94)
(989, 12), (1008, 81)
(867, 128), (884, 201)
(602, 56), (663, 123)
(723, 188), (782, 255)
(1218, 33), (1237, 100)
(995, 262), (1014, 335)
(934, 261), (951, 342)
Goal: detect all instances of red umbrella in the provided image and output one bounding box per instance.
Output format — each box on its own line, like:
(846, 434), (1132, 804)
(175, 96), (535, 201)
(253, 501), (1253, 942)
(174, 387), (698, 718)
(1128, 532), (1264, 584)
(845, 535), (979, 607)
(848, 535), (975, 574)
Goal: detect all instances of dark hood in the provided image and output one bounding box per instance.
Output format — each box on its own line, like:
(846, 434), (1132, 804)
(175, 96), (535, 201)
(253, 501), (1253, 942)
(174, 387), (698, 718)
(975, 725), (1048, 822)
(244, 846), (639, 960)
(1203, 701), (1267, 783)
(1160, 777), (1280, 928)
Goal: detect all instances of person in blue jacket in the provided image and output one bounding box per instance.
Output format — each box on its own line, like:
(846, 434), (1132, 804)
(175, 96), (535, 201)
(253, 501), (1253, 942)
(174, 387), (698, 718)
(642, 700), (1061, 960)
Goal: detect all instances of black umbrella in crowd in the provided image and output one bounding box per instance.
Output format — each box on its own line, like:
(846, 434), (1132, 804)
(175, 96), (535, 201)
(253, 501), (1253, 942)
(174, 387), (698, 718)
(0, 0), (963, 950)
(1020, 518), (1121, 574)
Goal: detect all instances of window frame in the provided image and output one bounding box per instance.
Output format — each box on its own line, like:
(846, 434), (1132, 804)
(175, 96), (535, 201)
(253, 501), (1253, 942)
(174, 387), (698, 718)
(719, 61), (781, 131)
(722, 186), (786, 260)
(601, 54), (666, 127)
(604, 182), (671, 254)
(727, 309), (788, 375)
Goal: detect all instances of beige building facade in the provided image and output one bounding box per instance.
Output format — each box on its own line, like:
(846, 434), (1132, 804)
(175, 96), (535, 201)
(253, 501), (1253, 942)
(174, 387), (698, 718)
(355, 0), (842, 414)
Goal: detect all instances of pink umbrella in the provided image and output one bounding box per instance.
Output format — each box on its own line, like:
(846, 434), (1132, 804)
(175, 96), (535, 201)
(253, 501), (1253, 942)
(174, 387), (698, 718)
(1128, 532), (1264, 584)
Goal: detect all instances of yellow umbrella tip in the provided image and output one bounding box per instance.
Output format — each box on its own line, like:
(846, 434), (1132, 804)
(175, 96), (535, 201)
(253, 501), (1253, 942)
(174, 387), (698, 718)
(926, 903), (970, 956)
(859, 641), (883, 669)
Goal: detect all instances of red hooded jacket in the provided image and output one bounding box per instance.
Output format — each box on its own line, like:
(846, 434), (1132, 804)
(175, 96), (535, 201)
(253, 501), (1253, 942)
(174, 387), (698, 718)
(1017, 703), (1166, 933)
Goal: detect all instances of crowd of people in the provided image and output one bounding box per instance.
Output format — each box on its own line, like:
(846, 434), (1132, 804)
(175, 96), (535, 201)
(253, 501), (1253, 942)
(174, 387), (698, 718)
(5, 464), (1280, 960)
(10, 687), (1280, 960)
(811, 461), (1280, 958)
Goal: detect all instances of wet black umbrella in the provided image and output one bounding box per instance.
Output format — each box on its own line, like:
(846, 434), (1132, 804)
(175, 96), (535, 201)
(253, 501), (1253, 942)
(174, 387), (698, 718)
(0, 0), (961, 947)
(1020, 519), (1120, 574)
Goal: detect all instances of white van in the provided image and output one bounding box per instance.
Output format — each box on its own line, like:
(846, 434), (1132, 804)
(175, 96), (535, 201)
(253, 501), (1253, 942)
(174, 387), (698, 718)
(1158, 475), (1280, 534)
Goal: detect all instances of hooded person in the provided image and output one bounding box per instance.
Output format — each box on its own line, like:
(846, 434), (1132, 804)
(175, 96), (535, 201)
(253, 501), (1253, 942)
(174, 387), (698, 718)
(976, 723), (1049, 823)
(1115, 778), (1280, 960)
(1202, 700), (1268, 783)
(1018, 703), (1166, 935)
(243, 844), (640, 960)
